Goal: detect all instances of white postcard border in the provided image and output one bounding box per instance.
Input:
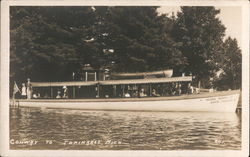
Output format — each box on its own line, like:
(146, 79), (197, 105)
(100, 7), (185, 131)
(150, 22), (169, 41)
(1, 1), (249, 157)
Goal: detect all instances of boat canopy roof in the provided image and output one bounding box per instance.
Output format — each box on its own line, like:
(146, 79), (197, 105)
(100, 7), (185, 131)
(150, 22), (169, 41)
(31, 76), (192, 87)
(31, 81), (97, 87)
(100, 76), (192, 85)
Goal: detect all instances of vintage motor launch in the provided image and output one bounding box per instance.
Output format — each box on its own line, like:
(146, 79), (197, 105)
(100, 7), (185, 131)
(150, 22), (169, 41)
(11, 69), (240, 112)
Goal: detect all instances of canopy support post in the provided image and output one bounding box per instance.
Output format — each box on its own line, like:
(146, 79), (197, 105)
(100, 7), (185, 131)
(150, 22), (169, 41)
(85, 72), (88, 82)
(149, 84), (152, 96)
(97, 84), (100, 98)
(73, 86), (76, 98)
(113, 85), (116, 97)
(50, 86), (53, 98)
(122, 85), (125, 97)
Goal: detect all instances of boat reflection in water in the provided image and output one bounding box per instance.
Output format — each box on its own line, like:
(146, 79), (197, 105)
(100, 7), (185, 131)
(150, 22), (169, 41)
(10, 107), (241, 150)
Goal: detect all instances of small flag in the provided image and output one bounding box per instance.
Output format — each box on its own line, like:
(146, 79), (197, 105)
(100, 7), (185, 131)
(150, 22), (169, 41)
(13, 81), (20, 94)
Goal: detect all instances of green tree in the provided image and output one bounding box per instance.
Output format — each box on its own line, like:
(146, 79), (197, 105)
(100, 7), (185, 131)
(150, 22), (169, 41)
(214, 37), (242, 90)
(172, 7), (226, 87)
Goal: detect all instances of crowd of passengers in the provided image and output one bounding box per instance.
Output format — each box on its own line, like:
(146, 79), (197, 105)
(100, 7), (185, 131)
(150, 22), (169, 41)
(54, 83), (199, 99)
(122, 83), (199, 98)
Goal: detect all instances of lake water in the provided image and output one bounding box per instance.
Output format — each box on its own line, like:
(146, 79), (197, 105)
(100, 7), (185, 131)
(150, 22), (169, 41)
(10, 107), (241, 150)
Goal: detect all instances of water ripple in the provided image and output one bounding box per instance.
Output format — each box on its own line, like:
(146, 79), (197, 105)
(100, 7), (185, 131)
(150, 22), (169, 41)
(10, 107), (241, 150)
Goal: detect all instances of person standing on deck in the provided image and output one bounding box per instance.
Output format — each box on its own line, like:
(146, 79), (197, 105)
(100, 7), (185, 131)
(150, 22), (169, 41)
(174, 83), (179, 95)
(170, 83), (176, 95)
(26, 78), (32, 99)
(62, 86), (69, 98)
(177, 84), (182, 95)
(21, 83), (27, 99)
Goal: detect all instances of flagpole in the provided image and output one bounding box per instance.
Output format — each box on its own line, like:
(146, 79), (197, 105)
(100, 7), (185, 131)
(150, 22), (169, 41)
(12, 81), (20, 107)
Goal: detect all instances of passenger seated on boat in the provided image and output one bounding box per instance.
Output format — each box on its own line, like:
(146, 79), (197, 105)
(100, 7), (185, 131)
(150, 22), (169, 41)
(32, 93), (38, 98)
(44, 93), (49, 99)
(124, 92), (131, 98)
(132, 91), (139, 97)
(139, 89), (147, 97)
(37, 92), (41, 98)
(56, 91), (61, 99)
(194, 87), (200, 94)
(152, 89), (160, 97)
(171, 90), (176, 95)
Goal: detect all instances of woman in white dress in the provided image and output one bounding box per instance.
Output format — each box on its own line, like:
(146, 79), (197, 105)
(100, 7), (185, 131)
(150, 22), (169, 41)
(21, 83), (27, 99)
(26, 78), (32, 99)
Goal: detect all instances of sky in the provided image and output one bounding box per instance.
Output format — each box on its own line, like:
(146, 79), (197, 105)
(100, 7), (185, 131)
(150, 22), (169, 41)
(157, 6), (242, 48)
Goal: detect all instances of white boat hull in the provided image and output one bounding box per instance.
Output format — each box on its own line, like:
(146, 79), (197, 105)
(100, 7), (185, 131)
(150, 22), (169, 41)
(12, 90), (240, 112)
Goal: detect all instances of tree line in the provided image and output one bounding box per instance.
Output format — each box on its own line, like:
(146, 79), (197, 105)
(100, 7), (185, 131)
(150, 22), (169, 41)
(10, 6), (241, 90)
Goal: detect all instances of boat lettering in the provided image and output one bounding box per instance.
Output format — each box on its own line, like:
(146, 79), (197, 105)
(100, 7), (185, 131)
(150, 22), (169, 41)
(205, 98), (217, 101)
(218, 96), (230, 100)
(205, 96), (233, 104)
(210, 100), (220, 104)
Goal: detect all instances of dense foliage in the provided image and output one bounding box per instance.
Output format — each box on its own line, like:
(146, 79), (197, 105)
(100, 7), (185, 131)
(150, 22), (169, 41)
(94, 7), (185, 73)
(172, 7), (226, 87)
(10, 6), (242, 90)
(214, 37), (242, 90)
(10, 7), (99, 82)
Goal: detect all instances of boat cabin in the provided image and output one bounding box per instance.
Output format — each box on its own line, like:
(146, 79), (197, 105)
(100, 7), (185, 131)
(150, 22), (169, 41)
(73, 64), (108, 81)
